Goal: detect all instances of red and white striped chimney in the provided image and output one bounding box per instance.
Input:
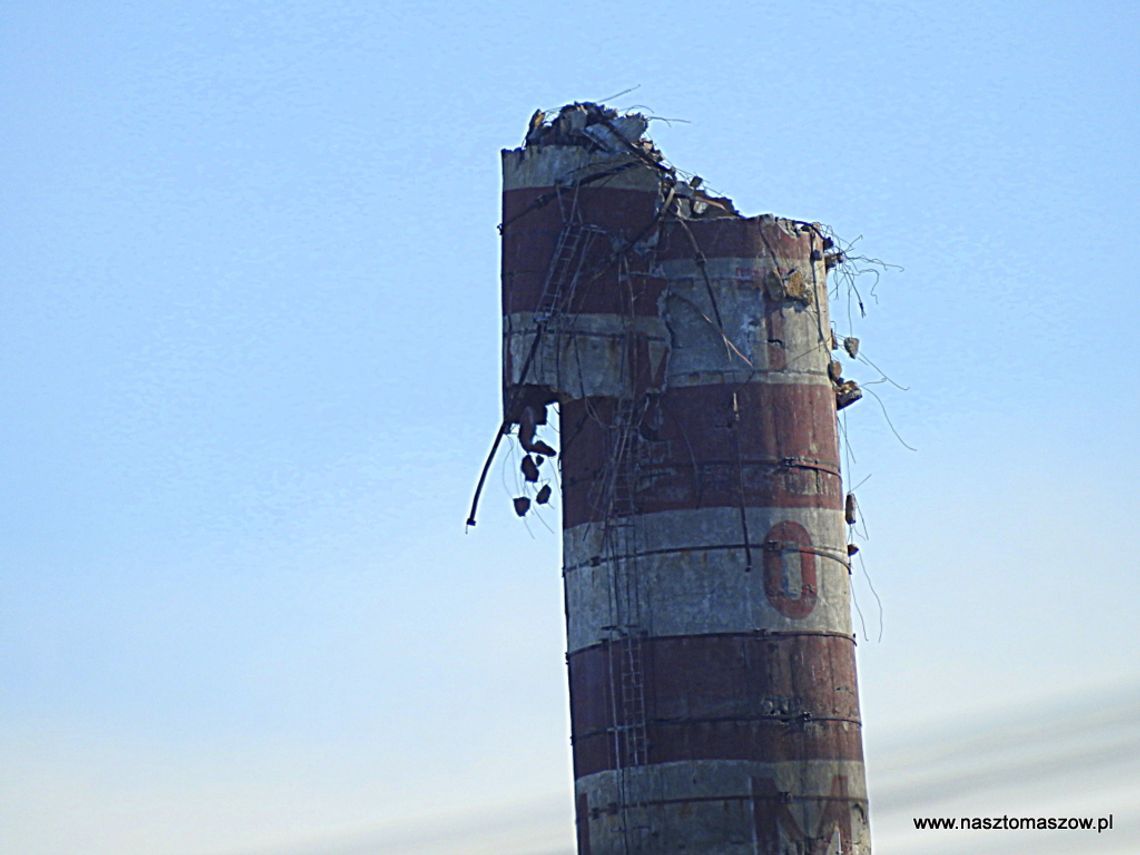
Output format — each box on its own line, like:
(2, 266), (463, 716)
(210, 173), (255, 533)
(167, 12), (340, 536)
(498, 103), (870, 854)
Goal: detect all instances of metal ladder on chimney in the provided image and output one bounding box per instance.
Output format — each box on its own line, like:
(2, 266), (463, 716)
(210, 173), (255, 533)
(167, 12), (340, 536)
(617, 629), (649, 767)
(534, 218), (598, 325)
(604, 398), (653, 852)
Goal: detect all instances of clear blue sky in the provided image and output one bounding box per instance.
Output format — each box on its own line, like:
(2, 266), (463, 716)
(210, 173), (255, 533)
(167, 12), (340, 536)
(3, 2), (1138, 853)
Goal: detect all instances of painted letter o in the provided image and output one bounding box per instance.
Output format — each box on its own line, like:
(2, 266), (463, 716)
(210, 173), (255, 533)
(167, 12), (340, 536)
(762, 520), (818, 619)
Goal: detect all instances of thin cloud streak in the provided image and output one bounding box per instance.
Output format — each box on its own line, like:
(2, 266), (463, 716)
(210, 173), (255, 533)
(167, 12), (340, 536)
(870, 682), (1140, 853)
(871, 685), (1140, 814)
(217, 792), (573, 855)
(211, 684), (1140, 854)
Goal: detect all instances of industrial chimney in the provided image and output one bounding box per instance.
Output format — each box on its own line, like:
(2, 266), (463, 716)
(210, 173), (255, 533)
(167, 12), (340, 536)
(479, 103), (870, 854)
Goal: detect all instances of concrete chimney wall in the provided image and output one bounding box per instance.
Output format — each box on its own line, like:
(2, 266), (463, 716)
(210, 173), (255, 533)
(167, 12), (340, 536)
(499, 103), (870, 854)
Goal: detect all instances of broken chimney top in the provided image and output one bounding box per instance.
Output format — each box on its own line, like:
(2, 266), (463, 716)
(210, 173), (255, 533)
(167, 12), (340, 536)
(522, 102), (651, 152)
(513, 101), (741, 219)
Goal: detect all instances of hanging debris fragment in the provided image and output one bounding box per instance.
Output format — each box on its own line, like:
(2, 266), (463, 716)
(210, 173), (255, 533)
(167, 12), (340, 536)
(475, 102), (875, 854)
(517, 403), (557, 456)
(521, 455), (540, 483)
(836, 379), (864, 410)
